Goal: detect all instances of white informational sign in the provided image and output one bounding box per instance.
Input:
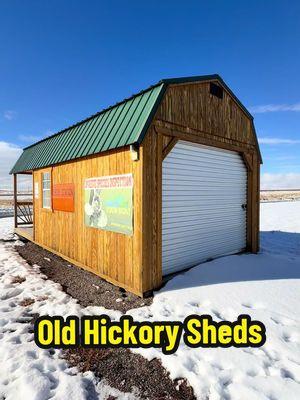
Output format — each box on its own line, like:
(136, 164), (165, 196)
(84, 174), (133, 235)
(34, 182), (39, 199)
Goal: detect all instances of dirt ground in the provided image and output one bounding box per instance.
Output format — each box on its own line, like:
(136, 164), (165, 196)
(15, 241), (152, 313)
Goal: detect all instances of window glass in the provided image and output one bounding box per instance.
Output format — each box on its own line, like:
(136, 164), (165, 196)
(42, 172), (51, 209)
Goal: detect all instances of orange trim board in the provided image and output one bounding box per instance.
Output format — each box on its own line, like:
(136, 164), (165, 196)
(52, 183), (75, 212)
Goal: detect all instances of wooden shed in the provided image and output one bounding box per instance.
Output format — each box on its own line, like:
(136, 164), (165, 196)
(11, 75), (262, 296)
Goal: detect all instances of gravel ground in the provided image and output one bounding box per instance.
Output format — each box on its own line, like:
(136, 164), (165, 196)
(64, 347), (195, 400)
(15, 241), (153, 313)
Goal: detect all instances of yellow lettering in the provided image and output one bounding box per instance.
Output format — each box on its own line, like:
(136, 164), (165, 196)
(233, 318), (248, 344)
(38, 320), (53, 346)
(202, 318), (217, 344)
(218, 325), (232, 344)
(108, 326), (122, 345)
(164, 325), (181, 353)
(139, 326), (153, 345)
(61, 320), (77, 345)
(186, 318), (201, 345)
(248, 324), (263, 345)
(123, 318), (137, 345)
(84, 319), (99, 345)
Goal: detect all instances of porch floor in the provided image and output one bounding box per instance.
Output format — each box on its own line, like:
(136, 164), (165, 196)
(15, 226), (34, 241)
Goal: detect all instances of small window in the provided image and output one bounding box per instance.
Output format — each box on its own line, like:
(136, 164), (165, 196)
(210, 82), (223, 99)
(42, 172), (51, 209)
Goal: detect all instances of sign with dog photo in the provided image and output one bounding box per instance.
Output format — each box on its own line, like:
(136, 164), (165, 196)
(84, 174), (133, 235)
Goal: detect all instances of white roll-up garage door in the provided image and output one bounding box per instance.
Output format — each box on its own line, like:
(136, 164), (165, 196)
(162, 140), (247, 275)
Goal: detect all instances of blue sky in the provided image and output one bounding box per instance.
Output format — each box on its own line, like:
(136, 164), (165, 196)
(0, 0), (299, 189)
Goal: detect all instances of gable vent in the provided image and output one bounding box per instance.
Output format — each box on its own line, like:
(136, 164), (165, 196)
(210, 82), (223, 99)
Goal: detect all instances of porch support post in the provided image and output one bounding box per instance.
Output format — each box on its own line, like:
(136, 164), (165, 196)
(13, 173), (17, 228)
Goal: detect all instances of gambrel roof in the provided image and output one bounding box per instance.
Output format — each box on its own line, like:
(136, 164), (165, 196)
(11, 75), (260, 174)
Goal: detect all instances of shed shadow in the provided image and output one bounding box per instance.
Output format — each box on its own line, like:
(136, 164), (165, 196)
(162, 231), (300, 292)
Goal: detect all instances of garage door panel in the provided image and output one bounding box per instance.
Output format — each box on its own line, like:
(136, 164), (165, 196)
(165, 156), (246, 168)
(163, 241), (245, 269)
(168, 144), (242, 159)
(163, 239), (245, 261)
(166, 153), (246, 167)
(163, 222), (246, 236)
(162, 140), (247, 276)
(163, 228), (246, 247)
(163, 200), (246, 209)
(163, 214), (246, 225)
(164, 166), (246, 177)
(163, 177), (247, 185)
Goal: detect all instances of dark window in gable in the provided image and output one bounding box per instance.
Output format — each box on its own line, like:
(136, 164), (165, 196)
(210, 82), (223, 99)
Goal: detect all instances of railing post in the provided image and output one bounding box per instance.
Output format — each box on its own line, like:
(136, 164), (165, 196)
(13, 173), (17, 228)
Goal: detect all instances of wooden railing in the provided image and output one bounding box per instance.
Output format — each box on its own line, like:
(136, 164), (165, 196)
(15, 201), (33, 226)
(13, 173), (33, 228)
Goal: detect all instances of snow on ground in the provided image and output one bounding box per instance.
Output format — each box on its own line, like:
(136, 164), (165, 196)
(0, 202), (300, 399)
(129, 201), (300, 400)
(0, 218), (132, 400)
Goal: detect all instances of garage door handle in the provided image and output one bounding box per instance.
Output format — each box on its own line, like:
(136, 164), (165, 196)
(241, 204), (247, 210)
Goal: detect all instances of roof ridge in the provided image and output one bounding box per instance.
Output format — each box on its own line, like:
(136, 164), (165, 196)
(11, 74), (260, 175)
(23, 74), (254, 151)
(22, 74), (235, 151)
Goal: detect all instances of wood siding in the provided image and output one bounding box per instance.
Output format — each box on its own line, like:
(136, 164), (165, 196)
(156, 82), (256, 149)
(141, 81), (260, 291)
(33, 147), (144, 296)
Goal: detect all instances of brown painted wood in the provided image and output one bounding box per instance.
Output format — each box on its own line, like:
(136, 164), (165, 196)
(156, 83), (256, 147)
(162, 137), (178, 160)
(242, 152), (253, 171)
(155, 122), (255, 153)
(156, 130), (163, 288)
(140, 127), (162, 292)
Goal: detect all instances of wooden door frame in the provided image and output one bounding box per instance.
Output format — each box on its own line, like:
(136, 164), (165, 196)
(155, 123), (259, 284)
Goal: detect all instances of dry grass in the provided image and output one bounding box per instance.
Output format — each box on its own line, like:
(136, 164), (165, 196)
(19, 298), (35, 307)
(0, 199), (13, 206)
(260, 190), (300, 202)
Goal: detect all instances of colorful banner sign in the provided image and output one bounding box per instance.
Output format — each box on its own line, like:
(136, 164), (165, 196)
(52, 183), (75, 212)
(84, 174), (133, 235)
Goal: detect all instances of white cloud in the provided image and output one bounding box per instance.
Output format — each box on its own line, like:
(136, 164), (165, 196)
(258, 137), (300, 145)
(3, 110), (17, 120)
(0, 141), (31, 191)
(261, 173), (300, 190)
(44, 129), (54, 136)
(250, 103), (300, 113)
(18, 130), (53, 144)
(18, 134), (42, 143)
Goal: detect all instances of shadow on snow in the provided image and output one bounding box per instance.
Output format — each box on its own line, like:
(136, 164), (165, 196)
(164, 231), (300, 291)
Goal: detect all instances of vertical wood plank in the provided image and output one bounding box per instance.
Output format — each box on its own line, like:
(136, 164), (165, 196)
(33, 147), (144, 295)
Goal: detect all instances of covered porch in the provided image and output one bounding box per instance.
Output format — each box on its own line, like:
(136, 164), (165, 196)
(13, 172), (34, 241)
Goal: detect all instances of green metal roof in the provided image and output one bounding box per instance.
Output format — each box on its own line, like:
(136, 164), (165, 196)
(11, 83), (165, 174)
(11, 75), (259, 174)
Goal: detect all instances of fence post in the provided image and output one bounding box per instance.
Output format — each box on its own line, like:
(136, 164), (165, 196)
(13, 174), (17, 228)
